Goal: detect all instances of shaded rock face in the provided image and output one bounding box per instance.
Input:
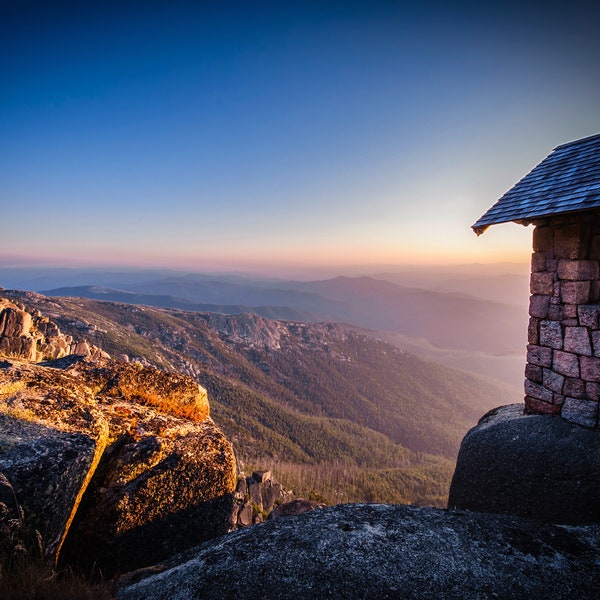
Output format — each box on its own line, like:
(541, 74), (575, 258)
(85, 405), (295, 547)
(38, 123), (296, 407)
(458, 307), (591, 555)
(448, 404), (600, 524)
(0, 349), (236, 575)
(117, 503), (600, 600)
(0, 413), (107, 560)
(0, 296), (108, 362)
(61, 416), (236, 576)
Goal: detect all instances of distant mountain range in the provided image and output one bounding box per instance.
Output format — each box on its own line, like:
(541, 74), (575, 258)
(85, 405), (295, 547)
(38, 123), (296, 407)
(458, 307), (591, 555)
(37, 272), (528, 358)
(4, 290), (519, 506)
(1, 264), (529, 388)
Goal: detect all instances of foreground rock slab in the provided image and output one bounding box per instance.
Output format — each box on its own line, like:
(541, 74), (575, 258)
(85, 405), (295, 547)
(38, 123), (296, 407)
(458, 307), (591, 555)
(448, 404), (600, 524)
(0, 356), (236, 573)
(118, 503), (600, 600)
(0, 412), (108, 560)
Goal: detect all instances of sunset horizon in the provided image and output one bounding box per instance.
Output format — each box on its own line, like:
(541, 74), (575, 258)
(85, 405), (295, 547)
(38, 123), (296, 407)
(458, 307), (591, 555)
(2, 1), (598, 275)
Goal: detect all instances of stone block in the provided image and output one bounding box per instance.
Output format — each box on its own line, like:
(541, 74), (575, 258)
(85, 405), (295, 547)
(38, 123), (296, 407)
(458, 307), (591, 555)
(563, 304), (578, 318)
(539, 321), (563, 349)
(237, 502), (253, 527)
(553, 350), (579, 377)
(547, 305), (563, 321)
(561, 319), (579, 327)
(580, 356), (600, 382)
(587, 382), (600, 401)
(0, 414), (104, 563)
(578, 305), (599, 329)
(524, 379), (554, 403)
(590, 235), (600, 260)
(529, 295), (550, 319)
(527, 319), (539, 344)
(0, 306), (33, 337)
(525, 363), (542, 383)
(530, 272), (554, 296)
(542, 369), (564, 394)
(593, 332), (600, 357)
(563, 327), (592, 356)
(261, 482), (278, 512)
(563, 378), (586, 399)
(554, 222), (591, 259)
(531, 252), (547, 272)
(553, 393), (565, 406)
(524, 395), (560, 415)
(557, 260), (599, 281)
(591, 280), (600, 303)
(561, 397), (598, 428)
(532, 225), (554, 253)
(561, 281), (591, 305)
(527, 344), (553, 367)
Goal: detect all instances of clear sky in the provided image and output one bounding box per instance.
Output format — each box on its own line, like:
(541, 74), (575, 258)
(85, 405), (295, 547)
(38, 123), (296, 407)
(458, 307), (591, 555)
(1, 0), (599, 275)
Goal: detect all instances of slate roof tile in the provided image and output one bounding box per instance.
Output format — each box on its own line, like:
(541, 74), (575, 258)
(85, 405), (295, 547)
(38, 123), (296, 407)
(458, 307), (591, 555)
(472, 133), (600, 234)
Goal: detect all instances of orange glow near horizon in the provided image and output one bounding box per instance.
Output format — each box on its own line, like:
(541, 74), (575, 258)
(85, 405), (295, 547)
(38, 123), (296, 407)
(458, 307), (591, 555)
(1, 216), (534, 275)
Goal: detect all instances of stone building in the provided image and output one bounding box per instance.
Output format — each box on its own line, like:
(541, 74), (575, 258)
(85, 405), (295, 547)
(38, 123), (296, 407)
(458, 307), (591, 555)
(472, 133), (600, 428)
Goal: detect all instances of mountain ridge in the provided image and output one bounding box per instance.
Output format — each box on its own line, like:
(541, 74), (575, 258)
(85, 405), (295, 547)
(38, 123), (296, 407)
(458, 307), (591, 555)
(37, 272), (528, 358)
(1, 290), (518, 505)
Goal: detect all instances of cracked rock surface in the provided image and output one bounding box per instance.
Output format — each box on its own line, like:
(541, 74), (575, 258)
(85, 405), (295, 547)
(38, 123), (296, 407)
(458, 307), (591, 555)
(117, 502), (600, 600)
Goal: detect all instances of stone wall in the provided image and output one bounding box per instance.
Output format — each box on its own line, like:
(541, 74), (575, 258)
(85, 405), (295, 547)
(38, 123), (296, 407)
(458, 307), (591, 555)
(525, 210), (600, 427)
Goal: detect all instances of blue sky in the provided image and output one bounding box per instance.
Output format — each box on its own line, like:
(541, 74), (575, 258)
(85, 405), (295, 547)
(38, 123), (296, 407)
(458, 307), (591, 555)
(1, 1), (599, 274)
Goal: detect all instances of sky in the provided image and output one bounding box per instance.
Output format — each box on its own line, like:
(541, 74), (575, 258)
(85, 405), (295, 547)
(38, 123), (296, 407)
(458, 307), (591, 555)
(1, 0), (599, 275)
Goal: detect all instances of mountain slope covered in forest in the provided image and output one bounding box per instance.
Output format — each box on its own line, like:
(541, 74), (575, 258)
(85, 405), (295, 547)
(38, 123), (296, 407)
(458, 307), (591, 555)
(3, 290), (517, 505)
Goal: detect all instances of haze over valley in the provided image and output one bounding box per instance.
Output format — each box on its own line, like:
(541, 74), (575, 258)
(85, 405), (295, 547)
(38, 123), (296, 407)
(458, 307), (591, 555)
(0, 263), (529, 389)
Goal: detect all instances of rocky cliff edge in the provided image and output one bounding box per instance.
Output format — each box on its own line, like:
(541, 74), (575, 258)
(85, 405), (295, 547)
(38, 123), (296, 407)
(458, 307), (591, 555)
(0, 296), (236, 576)
(117, 503), (600, 600)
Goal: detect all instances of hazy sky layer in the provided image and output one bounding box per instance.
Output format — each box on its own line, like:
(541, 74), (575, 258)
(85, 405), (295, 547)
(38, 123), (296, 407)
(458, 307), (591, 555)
(1, 0), (599, 274)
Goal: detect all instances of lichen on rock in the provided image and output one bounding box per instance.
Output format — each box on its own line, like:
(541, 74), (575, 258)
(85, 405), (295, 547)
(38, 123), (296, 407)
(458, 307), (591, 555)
(116, 503), (600, 600)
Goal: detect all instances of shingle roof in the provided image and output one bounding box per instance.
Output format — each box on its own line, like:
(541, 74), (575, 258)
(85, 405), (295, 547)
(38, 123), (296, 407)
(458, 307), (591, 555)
(472, 133), (600, 235)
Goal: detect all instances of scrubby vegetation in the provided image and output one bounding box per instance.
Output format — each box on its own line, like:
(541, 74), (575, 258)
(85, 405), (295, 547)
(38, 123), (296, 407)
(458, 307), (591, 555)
(241, 456), (453, 507)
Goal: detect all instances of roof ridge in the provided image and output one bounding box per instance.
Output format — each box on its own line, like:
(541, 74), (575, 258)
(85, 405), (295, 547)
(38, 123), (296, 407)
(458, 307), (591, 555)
(554, 132), (600, 151)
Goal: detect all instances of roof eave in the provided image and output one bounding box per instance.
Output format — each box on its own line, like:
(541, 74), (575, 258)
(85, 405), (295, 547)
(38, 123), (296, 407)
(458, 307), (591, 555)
(471, 224), (489, 236)
(471, 218), (532, 236)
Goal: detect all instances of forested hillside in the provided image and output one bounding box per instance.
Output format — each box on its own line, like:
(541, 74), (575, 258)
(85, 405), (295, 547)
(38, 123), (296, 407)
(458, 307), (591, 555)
(4, 291), (517, 505)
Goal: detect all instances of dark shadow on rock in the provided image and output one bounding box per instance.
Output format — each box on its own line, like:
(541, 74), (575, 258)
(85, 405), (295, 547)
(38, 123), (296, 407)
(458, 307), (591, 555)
(60, 429), (236, 578)
(448, 404), (600, 524)
(40, 354), (88, 369)
(0, 413), (100, 561)
(61, 492), (235, 578)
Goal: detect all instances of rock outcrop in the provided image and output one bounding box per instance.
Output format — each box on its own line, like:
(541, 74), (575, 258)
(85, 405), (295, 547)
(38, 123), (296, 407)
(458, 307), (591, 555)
(117, 503), (600, 599)
(0, 296), (107, 362)
(0, 302), (237, 575)
(448, 403), (600, 524)
(232, 470), (294, 527)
